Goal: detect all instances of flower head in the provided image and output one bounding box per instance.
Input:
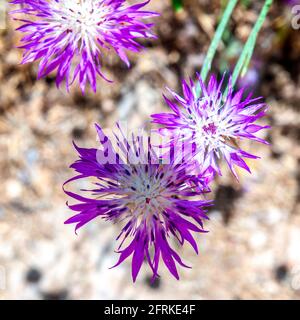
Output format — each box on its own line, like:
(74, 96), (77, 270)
(152, 74), (270, 178)
(11, 0), (158, 92)
(64, 124), (210, 281)
(284, 0), (299, 6)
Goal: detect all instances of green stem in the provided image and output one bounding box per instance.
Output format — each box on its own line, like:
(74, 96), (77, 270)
(231, 0), (273, 88)
(196, 0), (238, 97)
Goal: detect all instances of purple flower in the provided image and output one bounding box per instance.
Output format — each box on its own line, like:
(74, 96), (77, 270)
(10, 0), (158, 93)
(64, 124), (211, 281)
(284, 0), (299, 6)
(152, 74), (270, 178)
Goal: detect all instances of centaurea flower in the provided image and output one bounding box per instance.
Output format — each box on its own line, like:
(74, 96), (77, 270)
(64, 124), (211, 281)
(10, 0), (158, 92)
(152, 74), (270, 178)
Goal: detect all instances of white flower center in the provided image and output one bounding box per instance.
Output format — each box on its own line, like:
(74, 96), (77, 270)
(120, 165), (174, 222)
(50, 0), (112, 49)
(188, 98), (235, 152)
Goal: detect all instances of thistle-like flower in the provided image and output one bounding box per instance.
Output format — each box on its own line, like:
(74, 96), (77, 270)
(64, 124), (210, 281)
(10, 0), (158, 92)
(284, 0), (299, 6)
(152, 74), (270, 178)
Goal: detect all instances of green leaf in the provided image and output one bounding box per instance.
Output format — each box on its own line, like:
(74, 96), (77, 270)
(172, 0), (183, 12)
(241, 0), (251, 8)
(231, 0), (273, 87)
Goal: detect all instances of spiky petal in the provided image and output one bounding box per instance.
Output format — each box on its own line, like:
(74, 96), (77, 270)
(64, 124), (211, 281)
(10, 0), (158, 92)
(152, 73), (270, 178)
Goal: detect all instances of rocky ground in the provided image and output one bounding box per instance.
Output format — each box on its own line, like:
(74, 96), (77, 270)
(0, 0), (299, 299)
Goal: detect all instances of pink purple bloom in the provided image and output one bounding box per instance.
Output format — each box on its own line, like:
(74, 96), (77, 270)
(284, 0), (299, 6)
(152, 74), (270, 178)
(10, 0), (158, 92)
(64, 124), (211, 281)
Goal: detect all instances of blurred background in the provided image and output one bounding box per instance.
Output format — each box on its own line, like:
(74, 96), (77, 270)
(0, 0), (299, 299)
